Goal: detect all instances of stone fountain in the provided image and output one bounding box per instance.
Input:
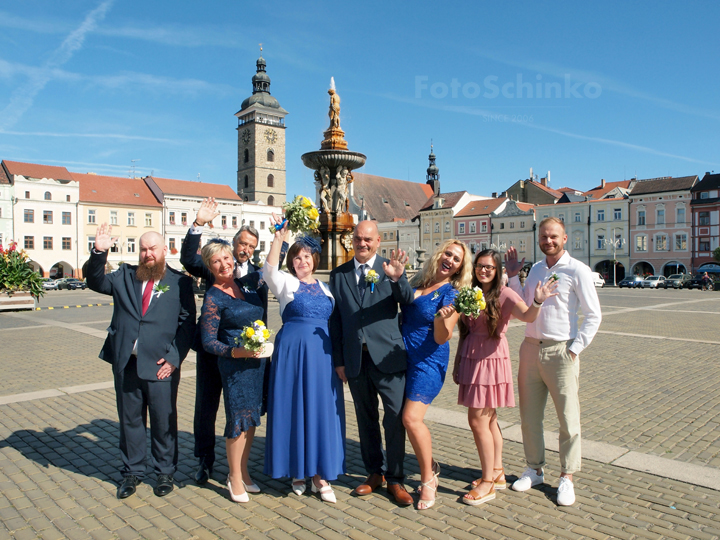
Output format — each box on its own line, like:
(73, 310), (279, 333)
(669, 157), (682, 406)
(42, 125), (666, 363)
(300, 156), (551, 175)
(301, 78), (366, 270)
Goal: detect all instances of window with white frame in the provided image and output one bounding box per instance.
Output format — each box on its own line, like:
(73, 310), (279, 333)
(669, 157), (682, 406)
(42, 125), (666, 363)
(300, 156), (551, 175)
(635, 235), (647, 252)
(481, 223), (487, 232)
(676, 207), (685, 224)
(614, 208), (622, 220)
(145, 213), (152, 227)
(520, 220), (525, 228)
(87, 236), (95, 253)
(637, 209), (646, 225)
(675, 233), (687, 250)
(110, 211), (118, 225)
(458, 223), (465, 234)
(597, 235), (605, 250)
(88, 209), (96, 224)
(519, 239), (526, 252)
(127, 238), (136, 253)
(510, 222), (515, 229)
(574, 212), (581, 222)
(657, 208), (665, 225)
(128, 212), (135, 226)
(699, 211), (710, 226)
(445, 221), (450, 233)
(469, 222), (476, 233)
(655, 234), (668, 251)
(597, 209), (605, 221)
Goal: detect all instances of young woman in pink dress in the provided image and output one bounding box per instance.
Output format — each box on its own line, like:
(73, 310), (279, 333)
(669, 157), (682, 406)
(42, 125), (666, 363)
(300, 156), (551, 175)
(452, 249), (557, 506)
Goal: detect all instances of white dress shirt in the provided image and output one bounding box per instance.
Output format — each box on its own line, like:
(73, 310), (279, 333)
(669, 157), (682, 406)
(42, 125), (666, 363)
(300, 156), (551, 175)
(509, 251), (602, 356)
(353, 255), (377, 284)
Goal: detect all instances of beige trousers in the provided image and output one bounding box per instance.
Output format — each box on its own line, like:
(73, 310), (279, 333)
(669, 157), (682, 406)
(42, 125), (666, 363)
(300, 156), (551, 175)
(518, 337), (581, 474)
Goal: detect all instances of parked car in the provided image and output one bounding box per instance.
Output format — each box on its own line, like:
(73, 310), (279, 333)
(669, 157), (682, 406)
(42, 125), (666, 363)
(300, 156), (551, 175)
(687, 274), (715, 290)
(618, 276), (643, 288)
(664, 274), (691, 289)
(591, 272), (605, 288)
(56, 278), (87, 290)
(641, 275), (666, 289)
(41, 278), (59, 290)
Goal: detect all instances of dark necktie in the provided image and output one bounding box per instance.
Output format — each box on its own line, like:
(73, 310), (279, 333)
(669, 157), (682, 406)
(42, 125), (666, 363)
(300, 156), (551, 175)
(142, 279), (154, 316)
(358, 265), (368, 301)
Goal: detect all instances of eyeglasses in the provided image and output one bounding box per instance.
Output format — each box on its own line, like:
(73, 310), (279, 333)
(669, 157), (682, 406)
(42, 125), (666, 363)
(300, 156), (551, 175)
(475, 264), (496, 271)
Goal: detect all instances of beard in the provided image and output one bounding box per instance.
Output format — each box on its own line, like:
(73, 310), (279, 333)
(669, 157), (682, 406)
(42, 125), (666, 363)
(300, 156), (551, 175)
(136, 257), (167, 282)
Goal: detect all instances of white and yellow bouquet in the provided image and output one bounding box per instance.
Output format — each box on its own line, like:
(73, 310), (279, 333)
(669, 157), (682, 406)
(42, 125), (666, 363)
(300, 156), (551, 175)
(235, 320), (272, 353)
(271, 195), (320, 233)
(365, 269), (379, 293)
(454, 286), (487, 319)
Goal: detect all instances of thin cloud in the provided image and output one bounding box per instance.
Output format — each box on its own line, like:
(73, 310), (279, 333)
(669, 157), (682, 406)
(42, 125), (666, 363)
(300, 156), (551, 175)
(0, 0), (114, 130)
(0, 130), (181, 144)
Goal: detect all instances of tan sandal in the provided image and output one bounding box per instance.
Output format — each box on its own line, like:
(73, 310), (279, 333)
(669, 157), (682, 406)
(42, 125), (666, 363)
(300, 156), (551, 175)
(463, 479), (496, 506)
(471, 467), (506, 490)
(417, 476), (437, 511)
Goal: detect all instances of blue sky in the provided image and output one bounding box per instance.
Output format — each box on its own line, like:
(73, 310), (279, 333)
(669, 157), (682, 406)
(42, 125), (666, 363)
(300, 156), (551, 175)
(1, 1), (718, 201)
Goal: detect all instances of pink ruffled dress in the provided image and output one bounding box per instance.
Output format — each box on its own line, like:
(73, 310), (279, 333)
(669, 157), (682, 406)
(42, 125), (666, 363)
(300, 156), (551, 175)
(457, 286), (522, 409)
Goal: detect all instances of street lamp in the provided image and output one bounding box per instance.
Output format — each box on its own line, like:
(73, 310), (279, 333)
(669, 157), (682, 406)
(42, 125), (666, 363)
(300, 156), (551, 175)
(603, 229), (626, 286)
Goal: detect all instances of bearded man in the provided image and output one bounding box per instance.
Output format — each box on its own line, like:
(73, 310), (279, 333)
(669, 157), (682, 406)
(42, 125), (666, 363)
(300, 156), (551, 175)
(87, 224), (196, 500)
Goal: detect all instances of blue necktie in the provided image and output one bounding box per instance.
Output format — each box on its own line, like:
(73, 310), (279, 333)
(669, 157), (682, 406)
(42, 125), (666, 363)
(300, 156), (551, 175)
(358, 264), (368, 301)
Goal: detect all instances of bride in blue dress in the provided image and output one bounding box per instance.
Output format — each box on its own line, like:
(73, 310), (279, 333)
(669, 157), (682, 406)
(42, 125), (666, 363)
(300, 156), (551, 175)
(401, 239), (473, 510)
(261, 218), (345, 504)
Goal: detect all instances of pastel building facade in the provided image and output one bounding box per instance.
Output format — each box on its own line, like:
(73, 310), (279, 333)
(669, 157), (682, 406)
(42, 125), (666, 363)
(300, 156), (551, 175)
(690, 172), (720, 274)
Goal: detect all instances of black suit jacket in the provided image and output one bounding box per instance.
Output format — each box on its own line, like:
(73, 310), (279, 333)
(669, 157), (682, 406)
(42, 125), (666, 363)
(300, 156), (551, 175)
(329, 256), (414, 379)
(86, 250), (196, 381)
(180, 230), (270, 324)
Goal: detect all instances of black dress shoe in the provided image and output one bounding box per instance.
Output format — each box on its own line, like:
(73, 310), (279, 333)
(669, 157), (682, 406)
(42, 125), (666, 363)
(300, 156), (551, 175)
(117, 475), (141, 499)
(195, 459), (213, 485)
(154, 474), (174, 497)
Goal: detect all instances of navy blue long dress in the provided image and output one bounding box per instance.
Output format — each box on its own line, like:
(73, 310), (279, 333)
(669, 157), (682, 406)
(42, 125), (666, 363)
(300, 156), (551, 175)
(401, 283), (459, 404)
(200, 284), (266, 438)
(264, 281), (346, 480)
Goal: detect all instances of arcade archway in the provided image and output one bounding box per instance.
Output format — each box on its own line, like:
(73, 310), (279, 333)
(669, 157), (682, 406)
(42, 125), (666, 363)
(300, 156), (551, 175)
(632, 261), (654, 277)
(595, 260), (625, 285)
(662, 261), (687, 276)
(50, 261), (74, 279)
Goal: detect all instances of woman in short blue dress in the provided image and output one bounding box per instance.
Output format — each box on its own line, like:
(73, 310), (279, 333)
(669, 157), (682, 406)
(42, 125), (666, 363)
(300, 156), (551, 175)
(261, 217), (345, 504)
(401, 239), (473, 509)
(200, 239), (269, 504)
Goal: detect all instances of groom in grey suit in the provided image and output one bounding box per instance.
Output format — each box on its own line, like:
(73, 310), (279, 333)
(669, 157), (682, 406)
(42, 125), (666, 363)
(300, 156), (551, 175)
(87, 224), (196, 500)
(329, 220), (414, 505)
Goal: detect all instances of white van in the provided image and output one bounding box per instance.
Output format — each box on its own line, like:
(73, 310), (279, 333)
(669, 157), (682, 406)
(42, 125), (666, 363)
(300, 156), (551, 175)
(591, 272), (605, 288)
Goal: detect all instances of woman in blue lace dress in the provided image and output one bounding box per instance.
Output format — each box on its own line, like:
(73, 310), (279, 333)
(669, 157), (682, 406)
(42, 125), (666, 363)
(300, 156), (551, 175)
(261, 218), (345, 504)
(401, 239), (473, 510)
(200, 239), (269, 504)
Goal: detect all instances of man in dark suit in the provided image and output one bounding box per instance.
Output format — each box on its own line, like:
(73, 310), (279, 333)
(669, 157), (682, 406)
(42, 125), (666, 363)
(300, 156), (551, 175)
(180, 198), (283, 484)
(329, 220), (414, 506)
(87, 224), (196, 499)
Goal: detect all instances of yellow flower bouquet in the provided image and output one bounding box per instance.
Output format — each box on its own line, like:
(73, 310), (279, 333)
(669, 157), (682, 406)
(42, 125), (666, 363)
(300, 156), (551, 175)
(235, 319), (272, 353)
(271, 195), (320, 233)
(454, 286), (487, 319)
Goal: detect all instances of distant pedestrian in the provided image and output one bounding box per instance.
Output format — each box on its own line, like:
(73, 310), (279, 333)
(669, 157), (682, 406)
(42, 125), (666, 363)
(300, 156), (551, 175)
(505, 217), (601, 506)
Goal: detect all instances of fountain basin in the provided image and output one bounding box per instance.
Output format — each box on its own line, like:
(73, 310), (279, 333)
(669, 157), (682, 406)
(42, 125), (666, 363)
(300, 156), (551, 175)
(301, 149), (366, 171)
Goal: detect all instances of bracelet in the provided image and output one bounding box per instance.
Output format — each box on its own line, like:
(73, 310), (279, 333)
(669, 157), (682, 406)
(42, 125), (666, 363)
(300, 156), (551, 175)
(533, 299), (543, 307)
(231, 347), (237, 359)
(193, 220), (203, 228)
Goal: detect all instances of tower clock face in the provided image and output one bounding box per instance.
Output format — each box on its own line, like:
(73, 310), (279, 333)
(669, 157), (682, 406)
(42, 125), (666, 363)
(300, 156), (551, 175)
(241, 128), (251, 145)
(264, 128), (277, 144)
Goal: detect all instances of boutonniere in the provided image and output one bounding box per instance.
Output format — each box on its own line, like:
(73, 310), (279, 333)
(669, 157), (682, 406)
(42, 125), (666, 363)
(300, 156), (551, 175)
(432, 290), (440, 300)
(153, 283), (170, 298)
(550, 273), (559, 282)
(365, 269), (380, 293)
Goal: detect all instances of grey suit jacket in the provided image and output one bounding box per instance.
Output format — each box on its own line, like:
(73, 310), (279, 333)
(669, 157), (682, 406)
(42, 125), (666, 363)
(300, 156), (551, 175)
(329, 256), (414, 379)
(86, 250), (196, 381)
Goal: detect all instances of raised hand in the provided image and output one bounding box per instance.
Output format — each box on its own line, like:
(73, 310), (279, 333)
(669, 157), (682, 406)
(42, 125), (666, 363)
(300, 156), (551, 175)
(504, 246), (525, 277)
(534, 276), (559, 304)
(94, 223), (117, 253)
(382, 249), (409, 281)
(195, 197), (220, 227)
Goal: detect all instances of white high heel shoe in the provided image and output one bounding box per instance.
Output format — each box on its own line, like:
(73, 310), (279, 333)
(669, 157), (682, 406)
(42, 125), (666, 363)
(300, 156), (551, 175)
(291, 478), (306, 496)
(311, 478), (336, 504)
(242, 480), (261, 493)
(227, 477), (249, 503)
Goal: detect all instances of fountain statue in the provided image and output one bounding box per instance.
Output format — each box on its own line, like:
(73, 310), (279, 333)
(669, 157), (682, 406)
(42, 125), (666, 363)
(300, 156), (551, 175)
(302, 78), (366, 270)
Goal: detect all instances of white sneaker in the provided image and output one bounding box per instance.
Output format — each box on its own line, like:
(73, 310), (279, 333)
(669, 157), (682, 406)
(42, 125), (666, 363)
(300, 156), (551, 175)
(556, 476), (575, 506)
(512, 467), (544, 492)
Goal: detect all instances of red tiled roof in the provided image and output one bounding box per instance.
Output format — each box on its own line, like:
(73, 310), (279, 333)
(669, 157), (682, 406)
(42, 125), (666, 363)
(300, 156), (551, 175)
(0, 162), (10, 185)
(528, 180), (563, 199)
(630, 175), (697, 196)
(149, 176), (241, 200)
(73, 172), (162, 207)
(350, 173), (434, 223)
(557, 186), (582, 193)
(515, 202), (535, 212)
(2, 160), (73, 182)
(455, 197), (507, 217)
(420, 191), (468, 211)
(584, 180), (632, 199)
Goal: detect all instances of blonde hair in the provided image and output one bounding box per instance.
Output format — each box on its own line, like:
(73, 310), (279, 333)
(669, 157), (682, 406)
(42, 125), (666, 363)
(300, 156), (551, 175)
(539, 216), (566, 231)
(410, 239), (473, 290)
(201, 240), (234, 269)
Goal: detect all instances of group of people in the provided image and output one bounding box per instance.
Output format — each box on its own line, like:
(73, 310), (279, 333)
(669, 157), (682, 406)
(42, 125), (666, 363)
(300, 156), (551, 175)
(89, 198), (601, 510)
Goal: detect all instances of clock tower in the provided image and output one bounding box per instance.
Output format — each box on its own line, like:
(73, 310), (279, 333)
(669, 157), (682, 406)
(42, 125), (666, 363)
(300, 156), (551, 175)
(236, 52), (288, 206)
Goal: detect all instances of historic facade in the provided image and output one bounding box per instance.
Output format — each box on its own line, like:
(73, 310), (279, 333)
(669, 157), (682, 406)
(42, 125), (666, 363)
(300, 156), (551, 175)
(453, 197), (508, 254)
(490, 200), (537, 264)
(236, 53), (288, 206)
(690, 172), (720, 274)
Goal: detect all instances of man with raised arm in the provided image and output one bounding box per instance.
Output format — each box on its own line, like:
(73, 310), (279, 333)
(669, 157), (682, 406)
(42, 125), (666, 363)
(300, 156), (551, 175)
(87, 225), (195, 499)
(328, 220), (415, 506)
(505, 217), (601, 506)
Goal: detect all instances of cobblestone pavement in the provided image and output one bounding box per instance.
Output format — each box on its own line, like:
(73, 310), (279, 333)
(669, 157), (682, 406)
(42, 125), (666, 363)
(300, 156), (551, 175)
(1, 288), (719, 539)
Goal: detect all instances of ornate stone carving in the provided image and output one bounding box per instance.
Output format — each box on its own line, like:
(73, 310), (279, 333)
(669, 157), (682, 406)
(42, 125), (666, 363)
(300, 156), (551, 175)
(340, 231), (353, 252)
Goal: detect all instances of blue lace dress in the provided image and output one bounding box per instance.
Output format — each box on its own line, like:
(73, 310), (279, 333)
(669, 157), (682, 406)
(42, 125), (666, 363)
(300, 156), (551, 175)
(200, 284), (266, 438)
(264, 280), (346, 480)
(401, 283), (459, 404)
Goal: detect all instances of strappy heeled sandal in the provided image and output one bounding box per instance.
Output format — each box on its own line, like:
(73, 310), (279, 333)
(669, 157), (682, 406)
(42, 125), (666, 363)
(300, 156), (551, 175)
(417, 476), (437, 510)
(471, 467), (506, 489)
(463, 479), (496, 506)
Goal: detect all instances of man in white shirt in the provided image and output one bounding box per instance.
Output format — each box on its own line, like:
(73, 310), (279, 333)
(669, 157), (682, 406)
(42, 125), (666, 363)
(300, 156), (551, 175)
(506, 217), (601, 506)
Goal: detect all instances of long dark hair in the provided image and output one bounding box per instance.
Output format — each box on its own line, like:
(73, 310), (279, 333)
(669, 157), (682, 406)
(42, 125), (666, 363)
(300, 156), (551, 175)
(459, 249), (503, 339)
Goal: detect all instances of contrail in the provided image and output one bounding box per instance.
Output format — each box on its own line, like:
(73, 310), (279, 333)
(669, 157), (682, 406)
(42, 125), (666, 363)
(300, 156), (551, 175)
(0, 0), (114, 130)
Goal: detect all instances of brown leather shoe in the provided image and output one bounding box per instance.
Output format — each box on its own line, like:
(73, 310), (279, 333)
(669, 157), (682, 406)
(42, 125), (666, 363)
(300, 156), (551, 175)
(387, 483), (413, 506)
(354, 473), (385, 496)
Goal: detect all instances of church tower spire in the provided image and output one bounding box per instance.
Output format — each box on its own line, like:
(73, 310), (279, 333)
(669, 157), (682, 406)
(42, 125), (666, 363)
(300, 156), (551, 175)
(426, 142), (440, 196)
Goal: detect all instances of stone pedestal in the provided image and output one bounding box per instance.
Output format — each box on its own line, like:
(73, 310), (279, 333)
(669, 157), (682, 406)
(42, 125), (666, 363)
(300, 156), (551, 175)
(318, 212), (355, 271)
